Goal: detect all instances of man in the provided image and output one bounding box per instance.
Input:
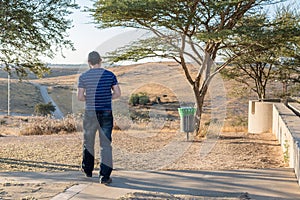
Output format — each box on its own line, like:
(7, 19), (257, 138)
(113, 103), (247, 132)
(77, 51), (121, 184)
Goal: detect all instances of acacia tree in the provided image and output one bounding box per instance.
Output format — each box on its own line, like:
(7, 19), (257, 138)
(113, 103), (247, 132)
(90, 0), (285, 133)
(276, 60), (300, 103)
(0, 0), (78, 77)
(222, 13), (279, 100)
(273, 7), (300, 102)
(223, 6), (300, 101)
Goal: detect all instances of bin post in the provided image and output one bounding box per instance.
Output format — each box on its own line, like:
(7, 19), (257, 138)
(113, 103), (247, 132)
(178, 107), (196, 141)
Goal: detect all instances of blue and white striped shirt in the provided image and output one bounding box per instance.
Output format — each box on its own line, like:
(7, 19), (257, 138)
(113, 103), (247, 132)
(78, 68), (118, 111)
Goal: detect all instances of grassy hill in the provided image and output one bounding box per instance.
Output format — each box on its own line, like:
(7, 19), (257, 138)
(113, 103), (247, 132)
(0, 62), (296, 130)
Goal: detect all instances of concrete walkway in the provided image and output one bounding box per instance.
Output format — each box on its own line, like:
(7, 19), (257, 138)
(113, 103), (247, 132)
(1, 168), (300, 200)
(31, 82), (64, 119)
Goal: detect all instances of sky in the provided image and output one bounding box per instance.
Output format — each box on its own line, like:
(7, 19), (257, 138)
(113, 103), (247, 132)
(47, 0), (297, 65)
(45, 0), (130, 64)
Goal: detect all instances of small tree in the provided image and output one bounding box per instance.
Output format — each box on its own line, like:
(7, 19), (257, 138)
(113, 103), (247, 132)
(223, 5), (300, 101)
(275, 57), (300, 103)
(273, 6), (300, 102)
(34, 102), (56, 116)
(221, 14), (278, 100)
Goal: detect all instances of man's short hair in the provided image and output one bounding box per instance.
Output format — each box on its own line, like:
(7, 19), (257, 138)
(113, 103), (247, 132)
(88, 51), (102, 65)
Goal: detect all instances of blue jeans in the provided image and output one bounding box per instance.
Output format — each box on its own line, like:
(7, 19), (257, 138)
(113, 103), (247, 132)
(82, 110), (113, 180)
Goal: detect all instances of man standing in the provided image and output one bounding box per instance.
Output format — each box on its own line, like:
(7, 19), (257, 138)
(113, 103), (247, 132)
(77, 51), (121, 184)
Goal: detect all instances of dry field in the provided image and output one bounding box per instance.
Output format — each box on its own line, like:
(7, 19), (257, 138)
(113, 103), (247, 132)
(0, 62), (289, 199)
(0, 79), (43, 114)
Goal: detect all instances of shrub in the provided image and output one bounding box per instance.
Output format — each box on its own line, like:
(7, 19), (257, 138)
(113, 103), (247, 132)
(34, 102), (56, 116)
(129, 93), (139, 106)
(0, 119), (7, 125)
(129, 92), (150, 106)
(138, 93), (150, 105)
(19, 114), (79, 136)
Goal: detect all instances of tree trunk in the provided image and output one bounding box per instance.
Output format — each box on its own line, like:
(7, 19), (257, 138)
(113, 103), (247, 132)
(193, 84), (208, 135)
(258, 86), (266, 101)
(282, 81), (288, 105)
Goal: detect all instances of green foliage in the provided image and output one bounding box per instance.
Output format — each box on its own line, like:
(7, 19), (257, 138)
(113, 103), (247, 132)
(0, 119), (7, 125)
(138, 93), (150, 105)
(34, 102), (56, 116)
(128, 93), (150, 121)
(289, 84), (300, 96)
(223, 5), (300, 100)
(0, 0), (78, 78)
(129, 92), (150, 106)
(91, 0), (277, 61)
(129, 93), (140, 106)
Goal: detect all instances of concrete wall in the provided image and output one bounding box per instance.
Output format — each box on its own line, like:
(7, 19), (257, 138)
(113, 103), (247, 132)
(248, 101), (273, 133)
(272, 103), (300, 185)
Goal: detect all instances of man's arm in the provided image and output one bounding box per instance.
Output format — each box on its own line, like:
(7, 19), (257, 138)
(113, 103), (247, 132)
(77, 87), (86, 101)
(112, 84), (121, 100)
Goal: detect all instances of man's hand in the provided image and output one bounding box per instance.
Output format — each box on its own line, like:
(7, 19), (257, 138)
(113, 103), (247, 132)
(112, 84), (121, 100)
(77, 87), (86, 101)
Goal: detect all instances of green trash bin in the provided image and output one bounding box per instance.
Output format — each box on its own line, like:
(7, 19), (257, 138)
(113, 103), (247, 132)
(178, 107), (196, 140)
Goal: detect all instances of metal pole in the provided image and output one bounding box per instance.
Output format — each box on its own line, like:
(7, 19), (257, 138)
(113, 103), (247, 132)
(7, 73), (10, 116)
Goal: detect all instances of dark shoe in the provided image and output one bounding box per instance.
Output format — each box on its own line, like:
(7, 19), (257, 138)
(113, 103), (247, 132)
(81, 168), (92, 177)
(99, 176), (112, 185)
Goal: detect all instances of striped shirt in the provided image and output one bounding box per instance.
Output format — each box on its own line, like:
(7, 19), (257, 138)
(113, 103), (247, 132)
(78, 68), (118, 111)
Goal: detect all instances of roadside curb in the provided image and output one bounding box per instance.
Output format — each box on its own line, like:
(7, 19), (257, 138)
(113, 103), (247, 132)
(51, 184), (90, 200)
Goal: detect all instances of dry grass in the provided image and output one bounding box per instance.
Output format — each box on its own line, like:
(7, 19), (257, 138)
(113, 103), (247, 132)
(47, 86), (74, 115)
(0, 62), (269, 134)
(0, 79), (43, 114)
(31, 74), (79, 86)
(18, 114), (81, 136)
(222, 125), (248, 133)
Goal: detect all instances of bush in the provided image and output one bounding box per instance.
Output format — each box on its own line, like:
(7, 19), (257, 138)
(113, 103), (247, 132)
(0, 119), (7, 125)
(19, 114), (79, 136)
(129, 93), (139, 106)
(34, 102), (56, 116)
(138, 93), (150, 105)
(129, 92), (150, 106)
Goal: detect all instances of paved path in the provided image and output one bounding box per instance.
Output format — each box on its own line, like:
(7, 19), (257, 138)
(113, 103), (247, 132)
(1, 168), (300, 200)
(288, 102), (300, 116)
(31, 82), (64, 119)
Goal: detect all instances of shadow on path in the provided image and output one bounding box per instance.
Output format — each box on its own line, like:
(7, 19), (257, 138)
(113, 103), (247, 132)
(0, 157), (79, 171)
(1, 169), (300, 200)
(106, 169), (300, 200)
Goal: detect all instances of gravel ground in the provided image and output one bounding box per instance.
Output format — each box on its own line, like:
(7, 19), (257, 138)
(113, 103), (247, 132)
(0, 130), (285, 172)
(0, 129), (286, 199)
